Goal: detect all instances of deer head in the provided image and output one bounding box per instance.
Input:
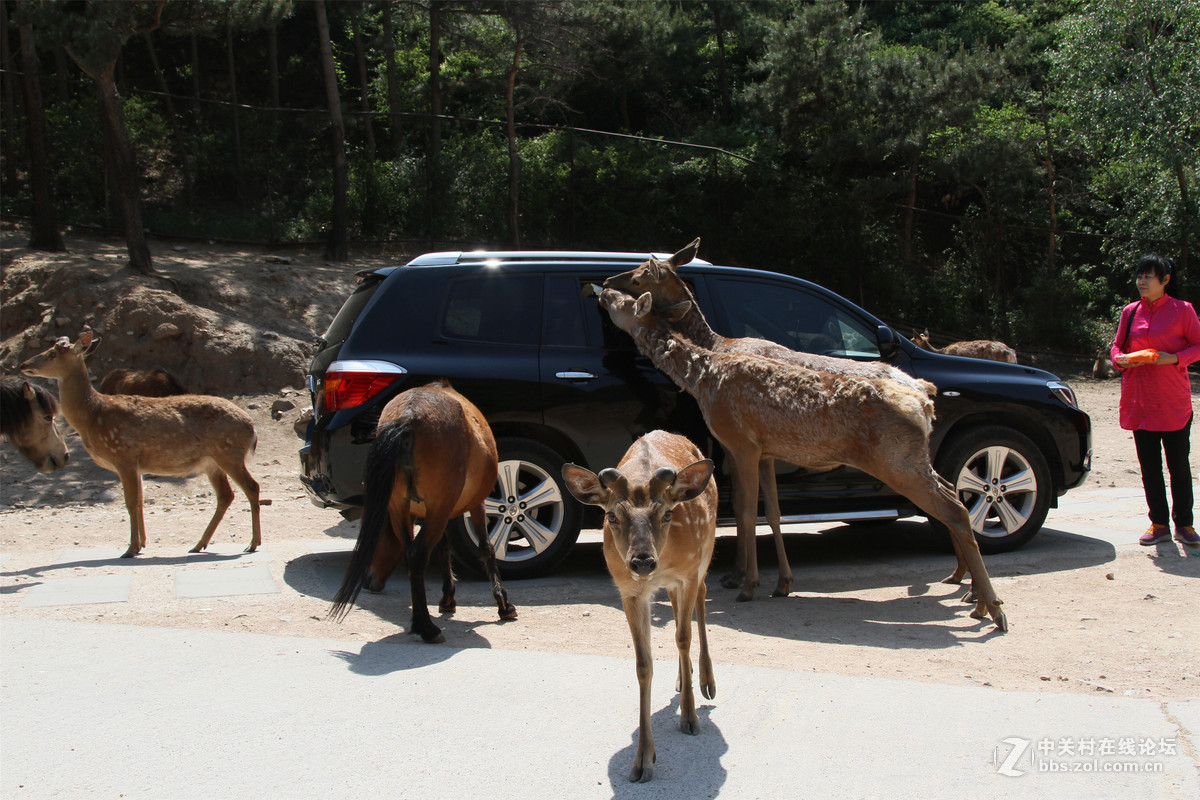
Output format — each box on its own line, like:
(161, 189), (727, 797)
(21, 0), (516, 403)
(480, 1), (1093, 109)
(604, 238), (700, 309)
(562, 458), (714, 579)
(21, 329), (102, 380)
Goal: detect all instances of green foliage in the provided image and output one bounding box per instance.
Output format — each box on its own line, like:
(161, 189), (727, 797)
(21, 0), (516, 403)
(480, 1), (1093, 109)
(6, 0), (1195, 353)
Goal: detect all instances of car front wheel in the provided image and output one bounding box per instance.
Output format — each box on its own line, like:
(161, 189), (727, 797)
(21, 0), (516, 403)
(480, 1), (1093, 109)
(448, 437), (581, 580)
(934, 425), (1052, 553)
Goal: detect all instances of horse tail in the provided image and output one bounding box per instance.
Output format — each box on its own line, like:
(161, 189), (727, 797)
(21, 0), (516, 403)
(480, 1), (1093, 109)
(329, 420), (416, 621)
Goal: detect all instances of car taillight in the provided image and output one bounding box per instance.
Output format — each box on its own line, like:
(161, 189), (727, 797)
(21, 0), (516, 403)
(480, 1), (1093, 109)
(322, 360), (407, 412)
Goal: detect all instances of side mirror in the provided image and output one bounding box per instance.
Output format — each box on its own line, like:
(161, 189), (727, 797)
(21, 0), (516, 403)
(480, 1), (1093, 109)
(877, 325), (898, 359)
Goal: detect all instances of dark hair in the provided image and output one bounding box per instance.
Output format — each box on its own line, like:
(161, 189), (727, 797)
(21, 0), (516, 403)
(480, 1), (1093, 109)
(1136, 253), (1178, 295)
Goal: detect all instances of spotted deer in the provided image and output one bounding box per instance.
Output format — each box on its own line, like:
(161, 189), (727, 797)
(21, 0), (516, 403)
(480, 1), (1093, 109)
(911, 329), (1017, 363)
(598, 289), (1006, 631)
(21, 330), (261, 558)
(604, 239), (941, 598)
(563, 430), (718, 782)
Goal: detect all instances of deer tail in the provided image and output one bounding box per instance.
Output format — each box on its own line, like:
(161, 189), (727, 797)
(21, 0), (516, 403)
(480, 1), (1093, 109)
(329, 420), (415, 621)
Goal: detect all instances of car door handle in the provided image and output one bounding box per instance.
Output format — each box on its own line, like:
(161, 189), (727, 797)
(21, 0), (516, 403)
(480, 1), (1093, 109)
(555, 371), (596, 382)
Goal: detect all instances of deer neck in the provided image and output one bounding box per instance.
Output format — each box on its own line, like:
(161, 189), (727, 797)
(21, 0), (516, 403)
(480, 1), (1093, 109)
(54, 359), (104, 428)
(676, 306), (721, 350)
(632, 326), (714, 397)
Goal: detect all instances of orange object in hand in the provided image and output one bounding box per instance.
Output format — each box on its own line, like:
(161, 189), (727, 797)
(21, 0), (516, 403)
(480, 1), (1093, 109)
(1115, 349), (1159, 367)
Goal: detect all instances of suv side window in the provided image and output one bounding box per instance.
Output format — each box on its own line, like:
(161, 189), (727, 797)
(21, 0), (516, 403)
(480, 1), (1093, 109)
(543, 276), (588, 347)
(715, 277), (881, 359)
(441, 274), (541, 344)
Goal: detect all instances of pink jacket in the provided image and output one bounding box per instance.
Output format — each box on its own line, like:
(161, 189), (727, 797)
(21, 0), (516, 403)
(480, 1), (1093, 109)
(1110, 294), (1200, 431)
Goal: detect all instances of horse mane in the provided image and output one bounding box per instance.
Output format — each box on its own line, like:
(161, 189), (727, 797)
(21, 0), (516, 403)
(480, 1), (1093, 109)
(0, 376), (59, 434)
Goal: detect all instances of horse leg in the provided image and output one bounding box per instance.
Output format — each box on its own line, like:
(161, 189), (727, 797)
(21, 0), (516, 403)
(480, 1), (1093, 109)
(759, 459), (792, 597)
(622, 594), (655, 782)
(467, 503), (517, 621)
(407, 515), (448, 643)
(366, 491), (410, 592)
(190, 468), (234, 553)
(437, 535), (457, 614)
(117, 467), (146, 558)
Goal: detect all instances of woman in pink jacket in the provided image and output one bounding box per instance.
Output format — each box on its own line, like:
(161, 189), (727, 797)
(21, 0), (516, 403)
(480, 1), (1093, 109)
(1111, 254), (1200, 547)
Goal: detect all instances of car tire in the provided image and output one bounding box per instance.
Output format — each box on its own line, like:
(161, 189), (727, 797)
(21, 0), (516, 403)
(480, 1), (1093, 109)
(448, 437), (582, 581)
(933, 425), (1052, 553)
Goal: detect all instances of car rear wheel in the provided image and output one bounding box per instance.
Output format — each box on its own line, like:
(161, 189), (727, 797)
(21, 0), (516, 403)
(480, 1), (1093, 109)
(449, 437), (581, 580)
(934, 425), (1052, 553)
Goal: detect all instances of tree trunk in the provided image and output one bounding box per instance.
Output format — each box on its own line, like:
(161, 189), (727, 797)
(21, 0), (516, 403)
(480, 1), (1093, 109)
(428, 0), (443, 246)
(1175, 160), (1192, 273)
(143, 31), (194, 208)
(383, 1), (403, 161)
(351, 3), (376, 162)
(91, 60), (153, 274)
(506, 40), (522, 248)
(315, 0), (348, 261)
(1, 1), (21, 188)
(226, 25), (245, 207)
(18, 13), (64, 251)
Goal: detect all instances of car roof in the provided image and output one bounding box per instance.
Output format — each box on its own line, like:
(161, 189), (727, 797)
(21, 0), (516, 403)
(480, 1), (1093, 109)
(404, 250), (715, 268)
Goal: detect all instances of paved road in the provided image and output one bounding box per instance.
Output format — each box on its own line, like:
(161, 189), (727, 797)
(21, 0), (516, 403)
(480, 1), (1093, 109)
(3, 486), (1199, 799)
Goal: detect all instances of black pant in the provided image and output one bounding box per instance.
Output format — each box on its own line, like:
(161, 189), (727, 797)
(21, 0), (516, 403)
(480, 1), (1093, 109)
(1133, 416), (1194, 528)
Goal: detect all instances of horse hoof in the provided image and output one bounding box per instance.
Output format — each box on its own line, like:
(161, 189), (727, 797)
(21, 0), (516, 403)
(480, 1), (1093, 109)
(439, 601), (457, 614)
(499, 604), (518, 620)
(418, 629), (445, 644)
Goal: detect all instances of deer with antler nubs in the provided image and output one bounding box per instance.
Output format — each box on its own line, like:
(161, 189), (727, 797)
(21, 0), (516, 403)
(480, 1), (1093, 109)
(604, 238), (942, 600)
(21, 330), (261, 558)
(563, 430), (718, 783)
(598, 287), (1006, 631)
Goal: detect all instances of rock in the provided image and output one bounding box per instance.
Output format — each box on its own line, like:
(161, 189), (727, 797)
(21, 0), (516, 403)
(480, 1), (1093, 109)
(151, 322), (182, 341)
(271, 398), (296, 420)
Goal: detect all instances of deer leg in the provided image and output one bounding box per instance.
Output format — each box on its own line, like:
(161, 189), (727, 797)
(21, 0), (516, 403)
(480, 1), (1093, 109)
(407, 517), (446, 643)
(719, 447), (746, 590)
(936, 474), (971, 586)
(760, 459), (792, 597)
(190, 469), (234, 553)
(437, 535), (456, 614)
(729, 451), (762, 602)
(223, 461), (261, 553)
(909, 473), (1007, 631)
(468, 504), (517, 621)
(117, 467), (145, 558)
(695, 576), (715, 700)
(622, 594), (655, 783)
(671, 583), (700, 736)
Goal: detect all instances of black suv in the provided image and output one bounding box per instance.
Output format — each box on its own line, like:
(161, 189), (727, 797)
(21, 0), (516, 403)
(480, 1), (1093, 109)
(300, 249), (1092, 579)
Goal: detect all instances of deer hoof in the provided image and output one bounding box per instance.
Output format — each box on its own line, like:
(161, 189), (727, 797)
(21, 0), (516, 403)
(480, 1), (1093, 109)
(629, 761), (654, 783)
(243, 543), (258, 554)
(680, 717), (699, 736)
(121, 548), (139, 559)
(719, 572), (743, 590)
(962, 588), (977, 604)
(735, 590), (754, 602)
(941, 571), (965, 585)
(991, 607), (1009, 632)
(701, 683), (716, 700)
(772, 585), (791, 598)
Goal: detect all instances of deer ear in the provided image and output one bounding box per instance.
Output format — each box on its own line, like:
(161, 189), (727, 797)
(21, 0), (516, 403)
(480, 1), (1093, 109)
(669, 238), (699, 269)
(666, 459), (714, 504)
(663, 301), (692, 323)
(561, 464), (610, 507)
(634, 293), (654, 318)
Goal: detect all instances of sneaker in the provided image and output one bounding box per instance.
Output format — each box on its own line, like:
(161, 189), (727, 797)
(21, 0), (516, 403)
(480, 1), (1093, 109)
(1139, 524), (1170, 546)
(1175, 526), (1200, 546)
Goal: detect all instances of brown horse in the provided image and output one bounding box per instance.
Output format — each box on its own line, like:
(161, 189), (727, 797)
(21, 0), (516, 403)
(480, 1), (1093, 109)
(329, 379), (518, 643)
(0, 376), (69, 473)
